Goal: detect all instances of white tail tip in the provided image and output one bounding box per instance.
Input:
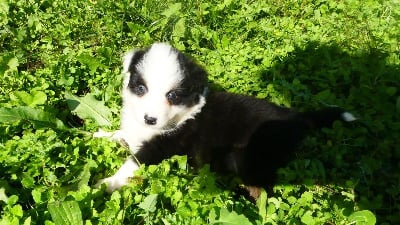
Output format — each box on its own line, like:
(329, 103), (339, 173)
(341, 112), (357, 122)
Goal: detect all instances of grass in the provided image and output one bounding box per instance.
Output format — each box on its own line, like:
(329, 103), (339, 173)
(0, 0), (399, 224)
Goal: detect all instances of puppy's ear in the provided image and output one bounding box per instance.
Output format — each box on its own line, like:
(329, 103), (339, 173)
(122, 50), (136, 74)
(122, 49), (148, 73)
(121, 49), (147, 89)
(121, 50), (136, 89)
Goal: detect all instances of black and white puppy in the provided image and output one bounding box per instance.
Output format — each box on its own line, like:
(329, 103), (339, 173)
(95, 43), (355, 193)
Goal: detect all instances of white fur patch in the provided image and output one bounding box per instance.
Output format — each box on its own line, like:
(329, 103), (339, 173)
(341, 112), (357, 122)
(93, 128), (114, 138)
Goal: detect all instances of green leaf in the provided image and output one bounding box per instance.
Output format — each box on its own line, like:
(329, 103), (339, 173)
(0, 106), (65, 129)
(31, 189), (42, 204)
(385, 86), (397, 96)
(80, 160), (98, 187)
(348, 210), (376, 225)
(256, 188), (267, 222)
(48, 201), (83, 225)
(23, 216), (32, 225)
(77, 53), (105, 74)
(209, 208), (252, 225)
(11, 205), (23, 217)
(173, 17), (186, 39)
(315, 89), (333, 102)
(172, 155), (187, 170)
(299, 192), (313, 204)
(7, 57), (18, 71)
(0, 0), (9, 27)
(65, 92), (112, 127)
(161, 3), (181, 18)
(138, 194), (158, 213)
(0, 188), (8, 203)
(301, 211), (316, 225)
(13, 90), (47, 107)
(21, 173), (35, 188)
(7, 195), (19, 206)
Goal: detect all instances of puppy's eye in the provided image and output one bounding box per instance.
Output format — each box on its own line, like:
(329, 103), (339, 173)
(166, 91), (181, 104)
(133, 84), (147, 96)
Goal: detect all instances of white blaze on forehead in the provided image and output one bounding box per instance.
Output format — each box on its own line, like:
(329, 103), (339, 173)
(138, 43), (183, 92)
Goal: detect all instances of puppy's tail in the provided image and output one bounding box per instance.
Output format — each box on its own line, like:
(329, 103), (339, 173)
(301, 107), (357, 129)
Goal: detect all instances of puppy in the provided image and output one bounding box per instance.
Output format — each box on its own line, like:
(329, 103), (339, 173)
(94, 42), (356, 194)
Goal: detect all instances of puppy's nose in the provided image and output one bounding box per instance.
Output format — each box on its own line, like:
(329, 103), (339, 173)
(144, 114), (157, 125)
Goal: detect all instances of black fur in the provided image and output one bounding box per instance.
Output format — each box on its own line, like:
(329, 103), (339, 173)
(134, 91), (349, 188)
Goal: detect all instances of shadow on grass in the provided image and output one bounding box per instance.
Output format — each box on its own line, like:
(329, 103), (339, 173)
(252, 41), (399, 223)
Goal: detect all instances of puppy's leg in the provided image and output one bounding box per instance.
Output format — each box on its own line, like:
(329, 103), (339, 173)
(93, 128), (125, 141)
(95, 157), (139, 192)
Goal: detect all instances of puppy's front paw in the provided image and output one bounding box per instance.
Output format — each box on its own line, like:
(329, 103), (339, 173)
(95, 158), (139, 192)
(93, 129), (114, 138)
(95, 175), (130, 193)
(93, 129), (128, 147)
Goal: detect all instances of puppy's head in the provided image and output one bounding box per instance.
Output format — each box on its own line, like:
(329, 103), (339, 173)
(122, 43), (208, 131)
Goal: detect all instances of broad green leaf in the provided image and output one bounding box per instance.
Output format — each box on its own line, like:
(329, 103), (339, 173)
(0, 188), (8, 203)
(173, 17), (186, 39)
(315, 89), (333, 101)
(65, 92), (112, 127)
(0, 106), (65, 129)
(256, 188), (267, 223)
(174, 155), (187, 170)
(11, 205), (23, 217)
(77, 53), (105, 74)
(209, 208), (252, 225)
(301, 211), (316, 225)
(21, 173), (35, 188)
(348, 210), (376, 225)
(7, 195), (19, 206)
(386, 87), (397, 96)
(78, 159), (98, 188)
(13, 90), (47, 107)
(7, 57), (18, 71)
(48, 201), (83, 225)
(23, 216), (31, 225)
(299, 192), (313, 204)
(138, 194), (158, 213)
(0, 0), (9, 24)
(0, 107), (34, 122)
(31, 189), (42, 204)
(161, 3), (181, 18)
